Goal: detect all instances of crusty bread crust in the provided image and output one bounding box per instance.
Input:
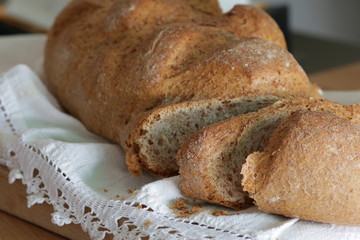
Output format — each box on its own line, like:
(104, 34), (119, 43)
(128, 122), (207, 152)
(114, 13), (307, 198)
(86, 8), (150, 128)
(178, 99), (360, 209)
(242, 111), (360, 225)
(45, 0), (321, 176)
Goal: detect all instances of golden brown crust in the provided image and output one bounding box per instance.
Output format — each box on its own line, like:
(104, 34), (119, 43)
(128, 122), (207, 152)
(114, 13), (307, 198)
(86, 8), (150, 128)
(178, 99), (360, 209)
(178, 113), (258, 209)
(242, 111), (360, 225)
(221, 5), (287, 48)
(45, 0), (321, 176)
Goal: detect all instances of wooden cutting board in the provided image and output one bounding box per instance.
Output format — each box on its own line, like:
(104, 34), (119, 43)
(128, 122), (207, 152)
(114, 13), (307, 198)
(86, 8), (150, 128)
(0, 165), (91, 240)
(0, 209), (66, 240)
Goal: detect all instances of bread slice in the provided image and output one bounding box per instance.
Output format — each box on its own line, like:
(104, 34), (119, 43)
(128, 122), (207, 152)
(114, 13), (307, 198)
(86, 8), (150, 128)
(177, 98), (360, 209)
(125, 95), (281, 176)
(242, 111), (360, 225)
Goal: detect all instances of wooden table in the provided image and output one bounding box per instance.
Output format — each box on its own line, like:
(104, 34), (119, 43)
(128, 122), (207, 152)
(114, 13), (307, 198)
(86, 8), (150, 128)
(0, 59), (359, 239)
(310, 61), (360, 90)
(0, 210), (66, 240)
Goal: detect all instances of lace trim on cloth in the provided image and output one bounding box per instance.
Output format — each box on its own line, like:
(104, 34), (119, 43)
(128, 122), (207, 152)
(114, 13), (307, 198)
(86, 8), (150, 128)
(1, 124), (254, 240)
(0, 65), (272, 240)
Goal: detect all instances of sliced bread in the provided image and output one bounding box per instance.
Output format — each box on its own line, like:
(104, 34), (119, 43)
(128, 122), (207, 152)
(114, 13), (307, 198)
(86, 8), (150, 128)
(177, 98), (360, 209)
(125, 95), (281, 176)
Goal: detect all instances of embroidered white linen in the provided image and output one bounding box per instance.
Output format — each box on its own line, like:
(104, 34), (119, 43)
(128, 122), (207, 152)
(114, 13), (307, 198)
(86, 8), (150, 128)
(1, 35), (360, 240)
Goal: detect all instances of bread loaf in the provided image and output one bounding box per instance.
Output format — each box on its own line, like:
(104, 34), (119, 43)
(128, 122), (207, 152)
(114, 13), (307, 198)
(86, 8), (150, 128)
(177, 99), (360, 209)
(242, 111), (360, 225)
(45, 0), (321, 176)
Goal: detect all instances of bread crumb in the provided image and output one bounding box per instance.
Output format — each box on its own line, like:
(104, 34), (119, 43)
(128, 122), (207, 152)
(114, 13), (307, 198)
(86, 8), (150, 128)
(103, 189), (108, 193)
(144, 220), (152, 227)
(127, 189), (134, 194)
(116, 194), (125, 200)
(212, 210), (238, 216)
(137, 204), (144, 209)
(212, 210), (230, 216)
(169, 198), (204, 218)
(170, 198), (189, 211)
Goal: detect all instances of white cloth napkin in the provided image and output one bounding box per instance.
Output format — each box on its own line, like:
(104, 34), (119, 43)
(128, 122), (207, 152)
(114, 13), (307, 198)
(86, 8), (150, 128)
(1, 35), (360, 240)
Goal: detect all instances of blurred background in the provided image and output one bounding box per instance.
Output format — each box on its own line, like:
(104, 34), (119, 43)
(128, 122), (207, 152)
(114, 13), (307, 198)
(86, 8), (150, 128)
(0, 0), (359, 74)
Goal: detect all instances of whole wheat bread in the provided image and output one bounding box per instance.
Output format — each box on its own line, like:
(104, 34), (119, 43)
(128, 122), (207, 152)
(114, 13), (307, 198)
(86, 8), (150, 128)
(177, 98), (360, 209)
(45, 0), (321, 176)
(126, 95), (281, 176)
(242, 111), (360, 225)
